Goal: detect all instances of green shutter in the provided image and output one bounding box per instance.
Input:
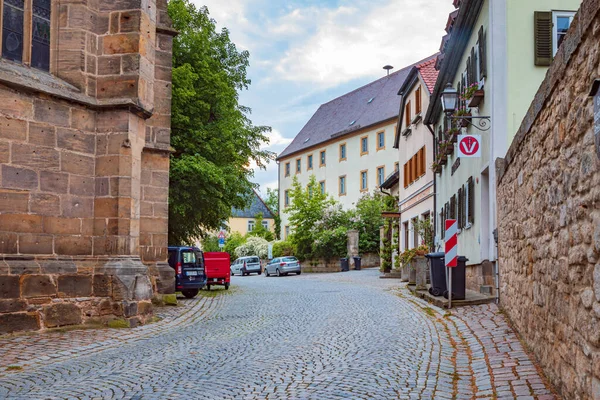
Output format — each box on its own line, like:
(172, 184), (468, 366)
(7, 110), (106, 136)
(478, 26), (487, 78)
(534, 11), (553, 66)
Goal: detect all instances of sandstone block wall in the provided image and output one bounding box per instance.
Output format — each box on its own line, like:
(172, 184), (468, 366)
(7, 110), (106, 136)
(0, 0), (176, 333)
(497, 1), (600, 398)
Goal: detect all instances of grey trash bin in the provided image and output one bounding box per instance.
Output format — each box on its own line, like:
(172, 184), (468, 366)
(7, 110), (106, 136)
(353, 256), (362, 270)
(425, 252), (446, 296)
(444, 256), (468, 301)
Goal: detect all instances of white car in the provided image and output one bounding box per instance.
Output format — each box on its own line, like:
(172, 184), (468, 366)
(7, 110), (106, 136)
(230, 256), (262, 276)
(264, 257), (301, 277)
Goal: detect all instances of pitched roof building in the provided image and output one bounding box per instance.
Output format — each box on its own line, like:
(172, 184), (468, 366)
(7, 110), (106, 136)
(278, 56), (436, 239)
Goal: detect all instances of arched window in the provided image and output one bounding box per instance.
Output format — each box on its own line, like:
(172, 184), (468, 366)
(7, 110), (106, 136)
(2, 0), (51, 71)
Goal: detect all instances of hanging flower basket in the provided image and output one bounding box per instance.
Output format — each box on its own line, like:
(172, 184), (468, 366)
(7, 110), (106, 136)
(445, 144), (454, 156)
(439, 154), (448, 165)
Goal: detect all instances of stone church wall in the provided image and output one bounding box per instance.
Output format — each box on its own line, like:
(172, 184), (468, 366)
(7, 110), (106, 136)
(0, 0), (176, 333)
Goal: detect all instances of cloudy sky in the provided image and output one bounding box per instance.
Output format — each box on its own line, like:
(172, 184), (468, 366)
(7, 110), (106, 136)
(192, 0), (455, 194)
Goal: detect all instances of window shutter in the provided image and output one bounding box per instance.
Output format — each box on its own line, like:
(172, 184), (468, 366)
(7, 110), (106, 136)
(405, 101), (411, 126)
(440, 210), (444, 239)
(534, 11), (553, 66)
(457, 188), (463, 229)
(468, 177), (475, 224)
(403, 164), (408, 188)
(415, 87), (422, 115)
(466, 56), (472, 86)
(478, 26), (487, 78)
(450, 195), (456, 219)
(471, 47), (476, 82)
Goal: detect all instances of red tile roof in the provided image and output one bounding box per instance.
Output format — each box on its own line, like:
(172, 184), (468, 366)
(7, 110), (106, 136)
(416, 57), (439, 94)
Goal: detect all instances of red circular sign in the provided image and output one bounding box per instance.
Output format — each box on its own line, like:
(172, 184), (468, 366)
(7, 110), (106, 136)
(459, 136), (480, 156)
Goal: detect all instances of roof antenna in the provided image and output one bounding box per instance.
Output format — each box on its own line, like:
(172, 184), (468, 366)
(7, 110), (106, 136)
(383, 65), (394, 76)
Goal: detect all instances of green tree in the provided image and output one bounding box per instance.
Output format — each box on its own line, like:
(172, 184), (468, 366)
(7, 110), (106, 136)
(167, 0), (274, 245)
(286, 176), (335, 260)
(264, 188), (281, 239)
(248, 213), (275, 241)
(352, 192), (385, 253)
(223, 232), (246, 259)
(201, 234), (221, 252)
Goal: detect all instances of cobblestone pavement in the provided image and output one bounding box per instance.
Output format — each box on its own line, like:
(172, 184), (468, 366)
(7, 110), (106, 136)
(0, 269), (557, 399)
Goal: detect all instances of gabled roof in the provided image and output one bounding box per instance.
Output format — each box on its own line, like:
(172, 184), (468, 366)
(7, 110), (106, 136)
(277, 55), (437, 161)
(416, 57), (439, 94)
(231, 189), (274, 219)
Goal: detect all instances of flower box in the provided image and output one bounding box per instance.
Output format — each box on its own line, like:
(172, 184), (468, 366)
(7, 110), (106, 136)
(468, 89), (485, 108)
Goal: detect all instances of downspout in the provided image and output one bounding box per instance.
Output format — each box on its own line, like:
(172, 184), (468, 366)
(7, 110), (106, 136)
(426, 123), (437, 249)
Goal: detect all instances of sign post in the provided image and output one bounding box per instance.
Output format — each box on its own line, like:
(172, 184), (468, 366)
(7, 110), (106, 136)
(218, 231), (226, 249)
(445, 219), (458, 309)
(457, 135), (482, 158)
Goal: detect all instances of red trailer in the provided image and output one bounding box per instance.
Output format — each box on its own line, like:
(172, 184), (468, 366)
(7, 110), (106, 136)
(203, 252), (231, 290)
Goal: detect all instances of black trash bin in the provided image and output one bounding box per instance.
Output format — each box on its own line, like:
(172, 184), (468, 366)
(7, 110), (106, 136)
(425, 252), (446, 296)
(353, 257), (362, 270)
(444, 256), (468, 301)
(340, 258), (349, 272)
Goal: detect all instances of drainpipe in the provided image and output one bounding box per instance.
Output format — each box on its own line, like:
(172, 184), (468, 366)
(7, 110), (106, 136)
(426, 123), (437, 249)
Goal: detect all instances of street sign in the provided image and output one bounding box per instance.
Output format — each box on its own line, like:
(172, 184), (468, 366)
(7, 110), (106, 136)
(218, 237), (225, 248)
(218, 231), (226, 239)
(457, 135), (481, 158)
(445, 219), (458, 268)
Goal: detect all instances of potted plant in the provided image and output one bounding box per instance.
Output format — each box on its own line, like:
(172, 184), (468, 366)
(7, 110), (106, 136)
(445, 142), (454, 156)
(454, 107), (471, 128)
(461, 83), (479, 101)
(439, 152), (448, 166)
(430, 162), (442, 174)
(447, 127), (460, 143)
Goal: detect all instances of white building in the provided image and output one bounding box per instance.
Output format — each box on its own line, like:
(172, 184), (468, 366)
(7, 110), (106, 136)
(277, 59), (435, 239)
(395, 57), (439, 252)
(424, 0), (581, 294)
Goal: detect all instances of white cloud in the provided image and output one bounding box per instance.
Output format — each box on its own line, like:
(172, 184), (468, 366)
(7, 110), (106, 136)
(264, 128), (293, 150)
(273, 0), (453, 86)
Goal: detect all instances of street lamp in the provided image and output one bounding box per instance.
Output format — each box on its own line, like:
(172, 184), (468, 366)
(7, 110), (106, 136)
(441, 83), (459, 114)
(440, 82), (491, 131)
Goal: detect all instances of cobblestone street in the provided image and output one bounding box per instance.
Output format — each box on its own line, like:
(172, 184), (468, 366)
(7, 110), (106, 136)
(0, 269), (556, 399)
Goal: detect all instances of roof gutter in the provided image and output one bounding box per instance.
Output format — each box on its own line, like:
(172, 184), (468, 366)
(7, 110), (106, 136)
(424, 0), (484, 125)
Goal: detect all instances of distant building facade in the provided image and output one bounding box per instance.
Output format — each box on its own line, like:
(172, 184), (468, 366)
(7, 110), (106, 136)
(228, 190), (275, 236)
(277, 60), (435, 239)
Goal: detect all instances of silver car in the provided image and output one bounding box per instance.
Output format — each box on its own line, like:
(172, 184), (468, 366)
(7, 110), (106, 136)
(264, 257), (301, 277)
(230, 256), (261, 276)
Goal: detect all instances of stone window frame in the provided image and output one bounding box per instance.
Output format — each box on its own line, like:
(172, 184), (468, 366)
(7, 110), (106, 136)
(0, 0), (59, 73)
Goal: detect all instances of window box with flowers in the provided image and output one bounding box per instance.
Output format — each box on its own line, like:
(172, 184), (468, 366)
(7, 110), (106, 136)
(431, 162), (442, 174)
(447, 127), (460, 143)
(438, 152), (448, 166)
(454, 107), (472, 128)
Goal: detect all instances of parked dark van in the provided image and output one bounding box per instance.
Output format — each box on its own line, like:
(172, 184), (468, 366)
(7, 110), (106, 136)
(167, 246), (207, 298)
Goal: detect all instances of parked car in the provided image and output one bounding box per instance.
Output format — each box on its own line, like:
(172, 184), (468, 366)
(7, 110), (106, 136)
(204, 252), (231, 290)
(264, 257), (301, 277)
(230, 256), (261, 276)
(167, 246), (206, 298)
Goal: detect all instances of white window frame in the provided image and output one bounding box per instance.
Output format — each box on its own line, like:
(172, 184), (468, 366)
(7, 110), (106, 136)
(377, 167), (385, 186)
(262, 221), (269, 230)
(552, 11), (576, 56)
(361, 171), (367, 190)
(248, 220), (255, 232)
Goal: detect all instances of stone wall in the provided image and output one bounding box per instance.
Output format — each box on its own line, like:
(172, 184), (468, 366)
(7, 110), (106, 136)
(0, 0), (176, 333)
(497, 1), (600, 398)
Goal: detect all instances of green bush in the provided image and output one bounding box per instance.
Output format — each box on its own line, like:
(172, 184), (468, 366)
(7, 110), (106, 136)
(272, 240), (295, 258)
(223, 232), (245, 258)
(201, 235), (221, 252)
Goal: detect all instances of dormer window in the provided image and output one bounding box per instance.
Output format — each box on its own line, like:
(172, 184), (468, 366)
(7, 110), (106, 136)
(2, 0), (51, 71)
